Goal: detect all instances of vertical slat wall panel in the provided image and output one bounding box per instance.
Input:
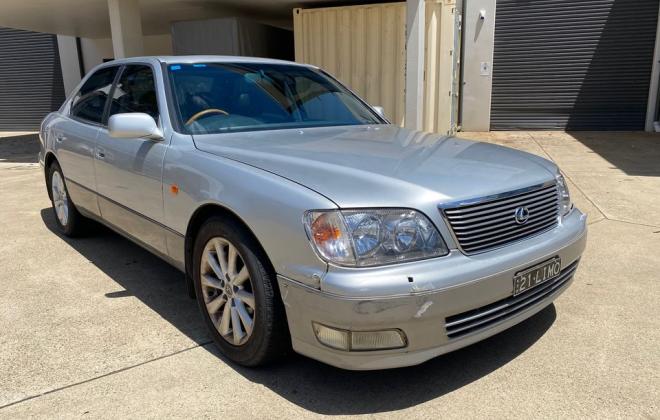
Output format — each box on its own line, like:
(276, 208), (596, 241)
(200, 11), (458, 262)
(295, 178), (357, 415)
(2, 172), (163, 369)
(394, 5), (407, 125)
(294, 3), (408, 125)
(293, 2), (456, 132)
(0, 27), (66, 130)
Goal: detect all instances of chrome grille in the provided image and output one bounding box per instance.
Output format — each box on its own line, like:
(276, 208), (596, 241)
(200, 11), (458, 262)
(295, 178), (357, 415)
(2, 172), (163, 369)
(445, 259), (579, 339)
(442, 183), (559, 254)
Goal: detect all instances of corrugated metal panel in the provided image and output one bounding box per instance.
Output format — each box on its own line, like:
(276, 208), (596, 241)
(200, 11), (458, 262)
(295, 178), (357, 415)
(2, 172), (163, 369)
(294, 3), (407, 125)
(0, 27), (66, 131)
(491, 0), (659, 130)
(294, 2), (457, 132)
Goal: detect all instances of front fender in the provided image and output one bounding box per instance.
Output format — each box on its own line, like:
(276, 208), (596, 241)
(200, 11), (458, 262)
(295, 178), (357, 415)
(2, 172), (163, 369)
(163, 132), (332, 287)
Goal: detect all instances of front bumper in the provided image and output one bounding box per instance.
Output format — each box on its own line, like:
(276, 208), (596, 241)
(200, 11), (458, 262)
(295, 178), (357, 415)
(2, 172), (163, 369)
(278, 209), (588, 370)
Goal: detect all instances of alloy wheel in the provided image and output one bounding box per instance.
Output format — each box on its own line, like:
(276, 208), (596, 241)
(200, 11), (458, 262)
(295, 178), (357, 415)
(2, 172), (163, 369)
(51, 171), (69, 226)
(200, 237), (256, 346)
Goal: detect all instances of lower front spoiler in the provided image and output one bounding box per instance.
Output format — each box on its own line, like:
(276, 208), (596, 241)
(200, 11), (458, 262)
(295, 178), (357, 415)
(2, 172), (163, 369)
(279, 273), (576, 370)
(277, 223), (586, 370)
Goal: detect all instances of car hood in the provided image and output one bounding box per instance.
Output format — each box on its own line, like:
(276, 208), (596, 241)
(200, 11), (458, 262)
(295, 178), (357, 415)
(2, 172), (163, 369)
(192, 125), (557, 208)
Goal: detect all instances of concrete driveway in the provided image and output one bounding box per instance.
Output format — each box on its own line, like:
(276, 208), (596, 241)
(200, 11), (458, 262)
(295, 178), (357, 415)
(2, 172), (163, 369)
(0, 130), (658, 419)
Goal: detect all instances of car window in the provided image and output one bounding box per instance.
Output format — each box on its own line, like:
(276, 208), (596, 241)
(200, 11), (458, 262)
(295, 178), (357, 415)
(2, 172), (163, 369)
(70, 66), (119, 124)
(167, 63), (382, 134)
(108, 65), (159, 121)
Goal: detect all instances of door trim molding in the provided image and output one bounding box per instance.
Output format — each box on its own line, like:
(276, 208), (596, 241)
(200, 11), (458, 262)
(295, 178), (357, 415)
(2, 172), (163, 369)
(66, 176), (184, 238)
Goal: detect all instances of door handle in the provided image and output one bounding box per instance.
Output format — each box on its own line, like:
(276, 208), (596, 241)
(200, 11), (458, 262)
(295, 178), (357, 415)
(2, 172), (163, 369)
(96, 148), (105, 159)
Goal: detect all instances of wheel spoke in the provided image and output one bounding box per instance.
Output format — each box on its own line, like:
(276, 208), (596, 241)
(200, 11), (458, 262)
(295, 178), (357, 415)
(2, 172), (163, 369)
(205, 251), (225, 281)
(202, 236), (256, 346)
(219, 300), (232, 336)
(213, 239), (228, 275)
(227, 243), (237, 279)
(235, 300), (253, 335)
(231, 306), (244, 343)
(201, 274), (223, 290)
(233, 266), (249, 286)
(205, 294), (226, 315)
(235, 289), (255, 309)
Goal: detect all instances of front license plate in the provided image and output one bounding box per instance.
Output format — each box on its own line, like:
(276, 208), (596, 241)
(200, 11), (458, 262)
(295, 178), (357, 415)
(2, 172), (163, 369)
(513, 257), (562, 296)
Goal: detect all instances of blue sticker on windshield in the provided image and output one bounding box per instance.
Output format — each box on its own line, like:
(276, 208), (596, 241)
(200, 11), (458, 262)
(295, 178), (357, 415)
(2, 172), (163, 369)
(170, 65), (181, 71)
(193, 64), (207, 68)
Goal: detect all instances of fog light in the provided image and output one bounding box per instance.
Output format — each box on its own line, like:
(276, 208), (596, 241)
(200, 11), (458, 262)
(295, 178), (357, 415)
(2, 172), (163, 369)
(312, 323), (407, 351)
(351, 330), (406, 350)
(312, 323), (349, 350)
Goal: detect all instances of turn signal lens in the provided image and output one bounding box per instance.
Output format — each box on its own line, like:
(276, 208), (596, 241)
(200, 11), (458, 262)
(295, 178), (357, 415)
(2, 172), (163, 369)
(304, 211), (355, 265)
(311, 214), (342, 242)
(555, 171), (573, 216)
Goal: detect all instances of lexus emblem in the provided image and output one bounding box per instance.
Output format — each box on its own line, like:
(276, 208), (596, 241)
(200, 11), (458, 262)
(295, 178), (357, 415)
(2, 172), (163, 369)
(514, 206), (530, 224)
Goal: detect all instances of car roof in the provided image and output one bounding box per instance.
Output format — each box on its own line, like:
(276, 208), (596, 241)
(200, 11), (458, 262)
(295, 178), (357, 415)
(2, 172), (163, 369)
(105, 55), (314, 68)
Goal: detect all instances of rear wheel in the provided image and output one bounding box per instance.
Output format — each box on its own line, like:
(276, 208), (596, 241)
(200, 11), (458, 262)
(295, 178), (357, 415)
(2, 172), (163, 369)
(192, 218), (289, 366)
(48, 162), (85, 237)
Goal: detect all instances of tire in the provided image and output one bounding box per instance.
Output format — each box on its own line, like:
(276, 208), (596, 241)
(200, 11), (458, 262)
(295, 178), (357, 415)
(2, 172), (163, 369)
(47, 162), (85, 237)
(192, 217), (290, 366)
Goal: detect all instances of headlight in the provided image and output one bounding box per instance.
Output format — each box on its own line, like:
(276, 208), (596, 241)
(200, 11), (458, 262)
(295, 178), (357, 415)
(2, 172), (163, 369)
(304, 208), (448, 267)
(555, 171), (573, 216)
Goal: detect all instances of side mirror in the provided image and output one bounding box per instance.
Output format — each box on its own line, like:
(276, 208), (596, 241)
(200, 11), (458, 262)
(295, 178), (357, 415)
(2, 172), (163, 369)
(373, 106), (385, 118)
(108, 113), (163, 140)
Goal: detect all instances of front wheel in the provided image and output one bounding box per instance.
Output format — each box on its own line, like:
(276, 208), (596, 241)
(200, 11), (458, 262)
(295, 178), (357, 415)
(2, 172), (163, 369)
(192, 218), (289, 366)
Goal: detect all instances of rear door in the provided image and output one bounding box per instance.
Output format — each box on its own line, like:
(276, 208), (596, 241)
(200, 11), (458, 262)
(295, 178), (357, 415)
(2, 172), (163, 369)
(52, 65), (120, 215)
(94, 63), (169, 254)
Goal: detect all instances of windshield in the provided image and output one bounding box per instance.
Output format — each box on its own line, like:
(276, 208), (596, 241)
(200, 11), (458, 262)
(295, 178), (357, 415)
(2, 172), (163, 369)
(167, 62), (383, 134)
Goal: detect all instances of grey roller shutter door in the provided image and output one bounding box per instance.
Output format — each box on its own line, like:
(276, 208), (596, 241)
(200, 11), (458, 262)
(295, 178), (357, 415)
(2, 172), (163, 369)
(0, 27), (66, 131)
(491, 0), (659, 130)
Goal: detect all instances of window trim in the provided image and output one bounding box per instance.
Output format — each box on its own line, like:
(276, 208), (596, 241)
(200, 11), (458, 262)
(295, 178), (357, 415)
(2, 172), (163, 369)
(102, 62), (162, 127)
(161, 62), (183, 134)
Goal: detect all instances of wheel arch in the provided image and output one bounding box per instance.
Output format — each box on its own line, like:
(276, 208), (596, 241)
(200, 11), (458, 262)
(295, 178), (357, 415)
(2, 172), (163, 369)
(43, 151), (59, 200)
(184, 202), (275, 297)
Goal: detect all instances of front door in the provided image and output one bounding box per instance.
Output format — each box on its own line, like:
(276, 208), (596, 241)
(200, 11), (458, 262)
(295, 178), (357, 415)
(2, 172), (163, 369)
(94, 64), (169, 255)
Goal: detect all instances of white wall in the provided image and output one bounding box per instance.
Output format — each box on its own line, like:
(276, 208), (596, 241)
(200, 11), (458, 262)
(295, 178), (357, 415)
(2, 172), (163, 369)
(80, 37), (114, 73)
(58, 33), (173, 99)
(460, 0), (496, 131)
(78, 34), (173, 74)
(56, 35), (82, 95)
(143, 34), (173, 56)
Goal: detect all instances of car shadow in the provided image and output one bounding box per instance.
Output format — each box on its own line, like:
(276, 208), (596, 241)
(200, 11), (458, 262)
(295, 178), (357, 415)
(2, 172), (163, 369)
(0, 133), (40, 164)
(567, 131), (660, 177)
(41, 207), (556, 414)
(228, 305), (556, 414)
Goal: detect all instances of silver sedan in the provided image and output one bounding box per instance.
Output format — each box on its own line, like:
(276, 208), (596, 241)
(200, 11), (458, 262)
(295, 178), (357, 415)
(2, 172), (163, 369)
(39, 56), (587, 370)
